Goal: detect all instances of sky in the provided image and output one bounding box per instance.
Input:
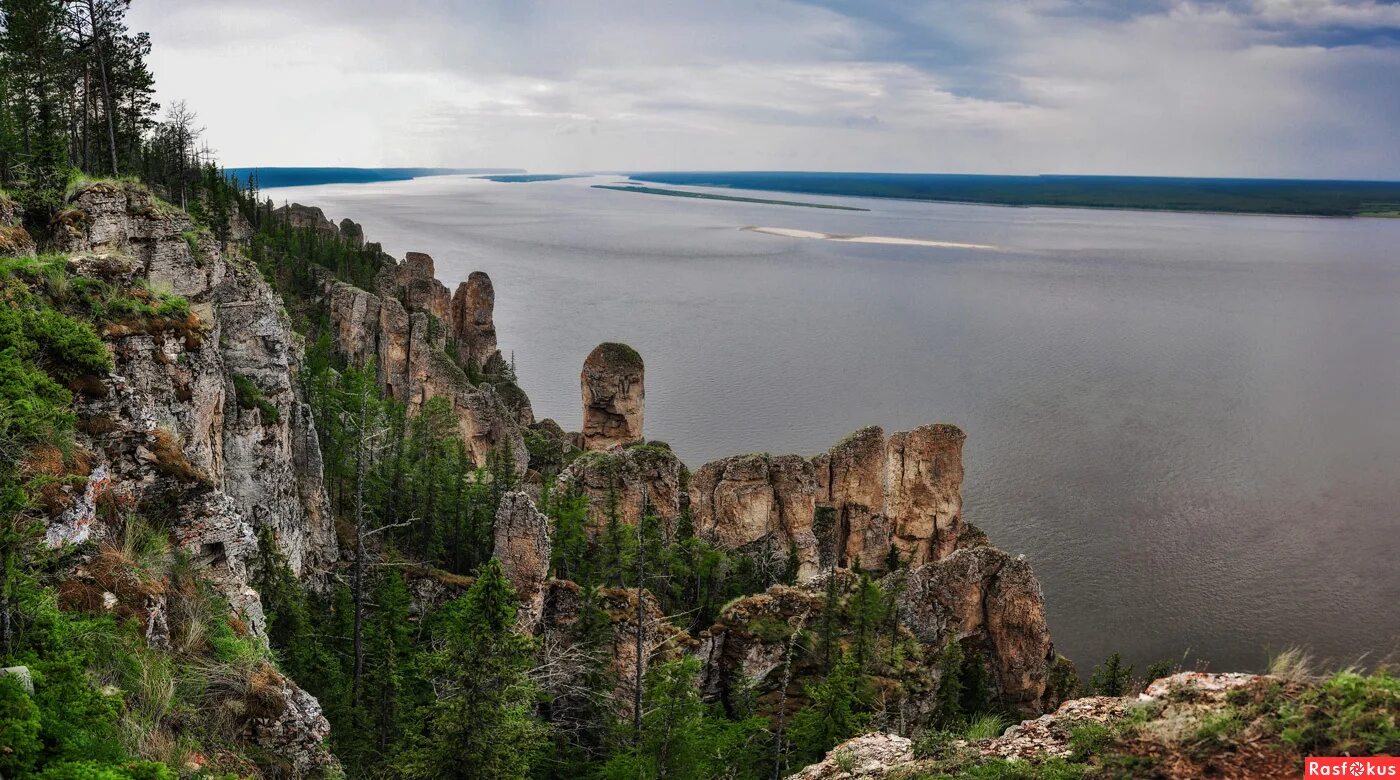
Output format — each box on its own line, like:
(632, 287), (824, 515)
(127, 0), (1400, 178)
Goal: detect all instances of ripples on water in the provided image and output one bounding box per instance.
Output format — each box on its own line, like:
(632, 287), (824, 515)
(266, 175), (1400, 674)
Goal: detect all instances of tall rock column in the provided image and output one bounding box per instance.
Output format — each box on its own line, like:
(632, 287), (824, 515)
(449, 271), (499, 371)
(580, 342), (645, 450)
(492, 491), (552, 626)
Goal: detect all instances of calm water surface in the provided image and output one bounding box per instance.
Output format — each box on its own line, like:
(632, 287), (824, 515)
(265, 175), (1400, 675)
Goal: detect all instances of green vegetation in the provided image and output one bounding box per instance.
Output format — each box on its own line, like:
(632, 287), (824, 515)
(592, 183), (871, 211)
(231, 373), (280, 424)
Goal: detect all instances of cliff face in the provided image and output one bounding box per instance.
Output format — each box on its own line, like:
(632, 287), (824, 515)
(685, 424), (966, 582)
(319, 252), (531, 475)
(53, 181), (337, 582)
(42, 181), (336, 772)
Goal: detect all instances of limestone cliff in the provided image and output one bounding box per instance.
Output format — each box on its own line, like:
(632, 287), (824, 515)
(40, 180), (337, 772)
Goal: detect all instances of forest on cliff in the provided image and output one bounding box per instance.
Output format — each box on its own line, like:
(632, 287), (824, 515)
(0, 2), (1395, 779)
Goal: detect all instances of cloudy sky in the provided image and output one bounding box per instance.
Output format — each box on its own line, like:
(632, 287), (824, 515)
(128, 0), (1400, 178)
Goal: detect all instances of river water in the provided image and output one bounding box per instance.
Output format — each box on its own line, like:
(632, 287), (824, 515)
(265, 174), (1400, 675)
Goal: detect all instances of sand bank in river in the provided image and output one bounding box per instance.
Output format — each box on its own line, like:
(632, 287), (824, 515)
(742, 225), (998, 250)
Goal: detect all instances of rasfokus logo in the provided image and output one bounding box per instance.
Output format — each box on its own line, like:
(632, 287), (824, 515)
(1306, 758), (1399, 777)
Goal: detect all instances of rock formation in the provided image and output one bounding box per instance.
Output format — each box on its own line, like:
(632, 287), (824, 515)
(0, 193), (36, 255)
(54, 181), (337, 585)
(492, 491), (553, 625)
(271, 202), (338, 236)
(555, 443), (685, 533)
(319, 253), (531, 475)
(885, 546), (1056, 711)
(449, 271), (500, 371)
(695, 545), (1062, 731)
(538, 580), (696, 717)
(580, 342), (645, 450)
(42, 180), (336, 771)
(689, 453), (821, 581)
(685, 424), (967, 581)
(338, 217), (364, 248)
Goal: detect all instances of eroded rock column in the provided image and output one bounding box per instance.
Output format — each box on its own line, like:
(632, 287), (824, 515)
(449, 271), (499, 371)
(581, 342), (644, 450)
(492, 491), (552, 625)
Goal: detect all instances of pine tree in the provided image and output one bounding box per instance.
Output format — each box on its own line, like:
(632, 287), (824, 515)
(787, 652), (869, 767)
(1088, 651), (1133, 697)
(934, 638), (965, 730)
(849, 574), (886, 671)
(398, 560), (549, 779)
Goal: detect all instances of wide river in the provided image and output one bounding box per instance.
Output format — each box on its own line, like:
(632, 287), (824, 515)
(265, 175), (1400, 676)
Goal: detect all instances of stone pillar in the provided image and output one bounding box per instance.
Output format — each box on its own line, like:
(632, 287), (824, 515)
(450, 271), (499, 371)
(580, 342), (644, 450)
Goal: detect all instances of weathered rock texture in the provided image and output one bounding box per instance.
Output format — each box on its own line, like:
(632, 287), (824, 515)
(580, 342), (645, 450)
(449, 271), (500, 371)
(492, 491), (552, 625)
(0, 193), (36, 255)
(537, 580), (697, 717)
(792, 672), (1296, 779)
(319, 258), (530, 475)
(53, 181), (337, 586)
(689, 453), (821, 581)
(555, 444), (685, 533)
(40, 181), (337, 771)
(695, 545), (1062, 731)
(684, 424), (966, 582)
(886, 546), (1056, 712)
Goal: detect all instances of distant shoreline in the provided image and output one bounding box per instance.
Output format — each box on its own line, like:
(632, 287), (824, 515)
(628, 172), (1400, 218)
(231, 166), (524, 189)
(592, 183), (870, 211)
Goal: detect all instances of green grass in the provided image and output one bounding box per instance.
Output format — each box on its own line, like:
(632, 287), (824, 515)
(1275, 671), (1400, 755)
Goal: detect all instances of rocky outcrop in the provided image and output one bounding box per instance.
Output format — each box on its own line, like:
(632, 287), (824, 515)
(791, 733), (914, 780)
(36, 180), (337, 770)
(338, 217), (364, 248)
(53, 182), (337, 593)
(272, 202), (338, 236)
(538, 580), (697, 715)
(695, 545), (1060, 730)
(684, 424), (966, 581)
(885, 546), (1056, 712)
(492, 491), (552, 625)
(245, 667), (335, 774)
(580, 342), (644, 450)
(449, 271), (499, 371)
(689, 453), (820, 581)
(319, 257), (530, 475)
(0, 193), (36, 255)
(555, 443), (685, 533)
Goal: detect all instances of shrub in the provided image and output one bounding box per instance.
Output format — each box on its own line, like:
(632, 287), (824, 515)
(1276, 671), (1400, 755)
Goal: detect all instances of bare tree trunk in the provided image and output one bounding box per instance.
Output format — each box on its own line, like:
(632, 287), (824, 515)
(351, 393), (369, 704)
(633, 496), (647, 744)
(84, 0), (119, 176)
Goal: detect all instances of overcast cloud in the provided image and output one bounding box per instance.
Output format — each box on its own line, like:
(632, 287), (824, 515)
(127, 0), (1400, 178)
